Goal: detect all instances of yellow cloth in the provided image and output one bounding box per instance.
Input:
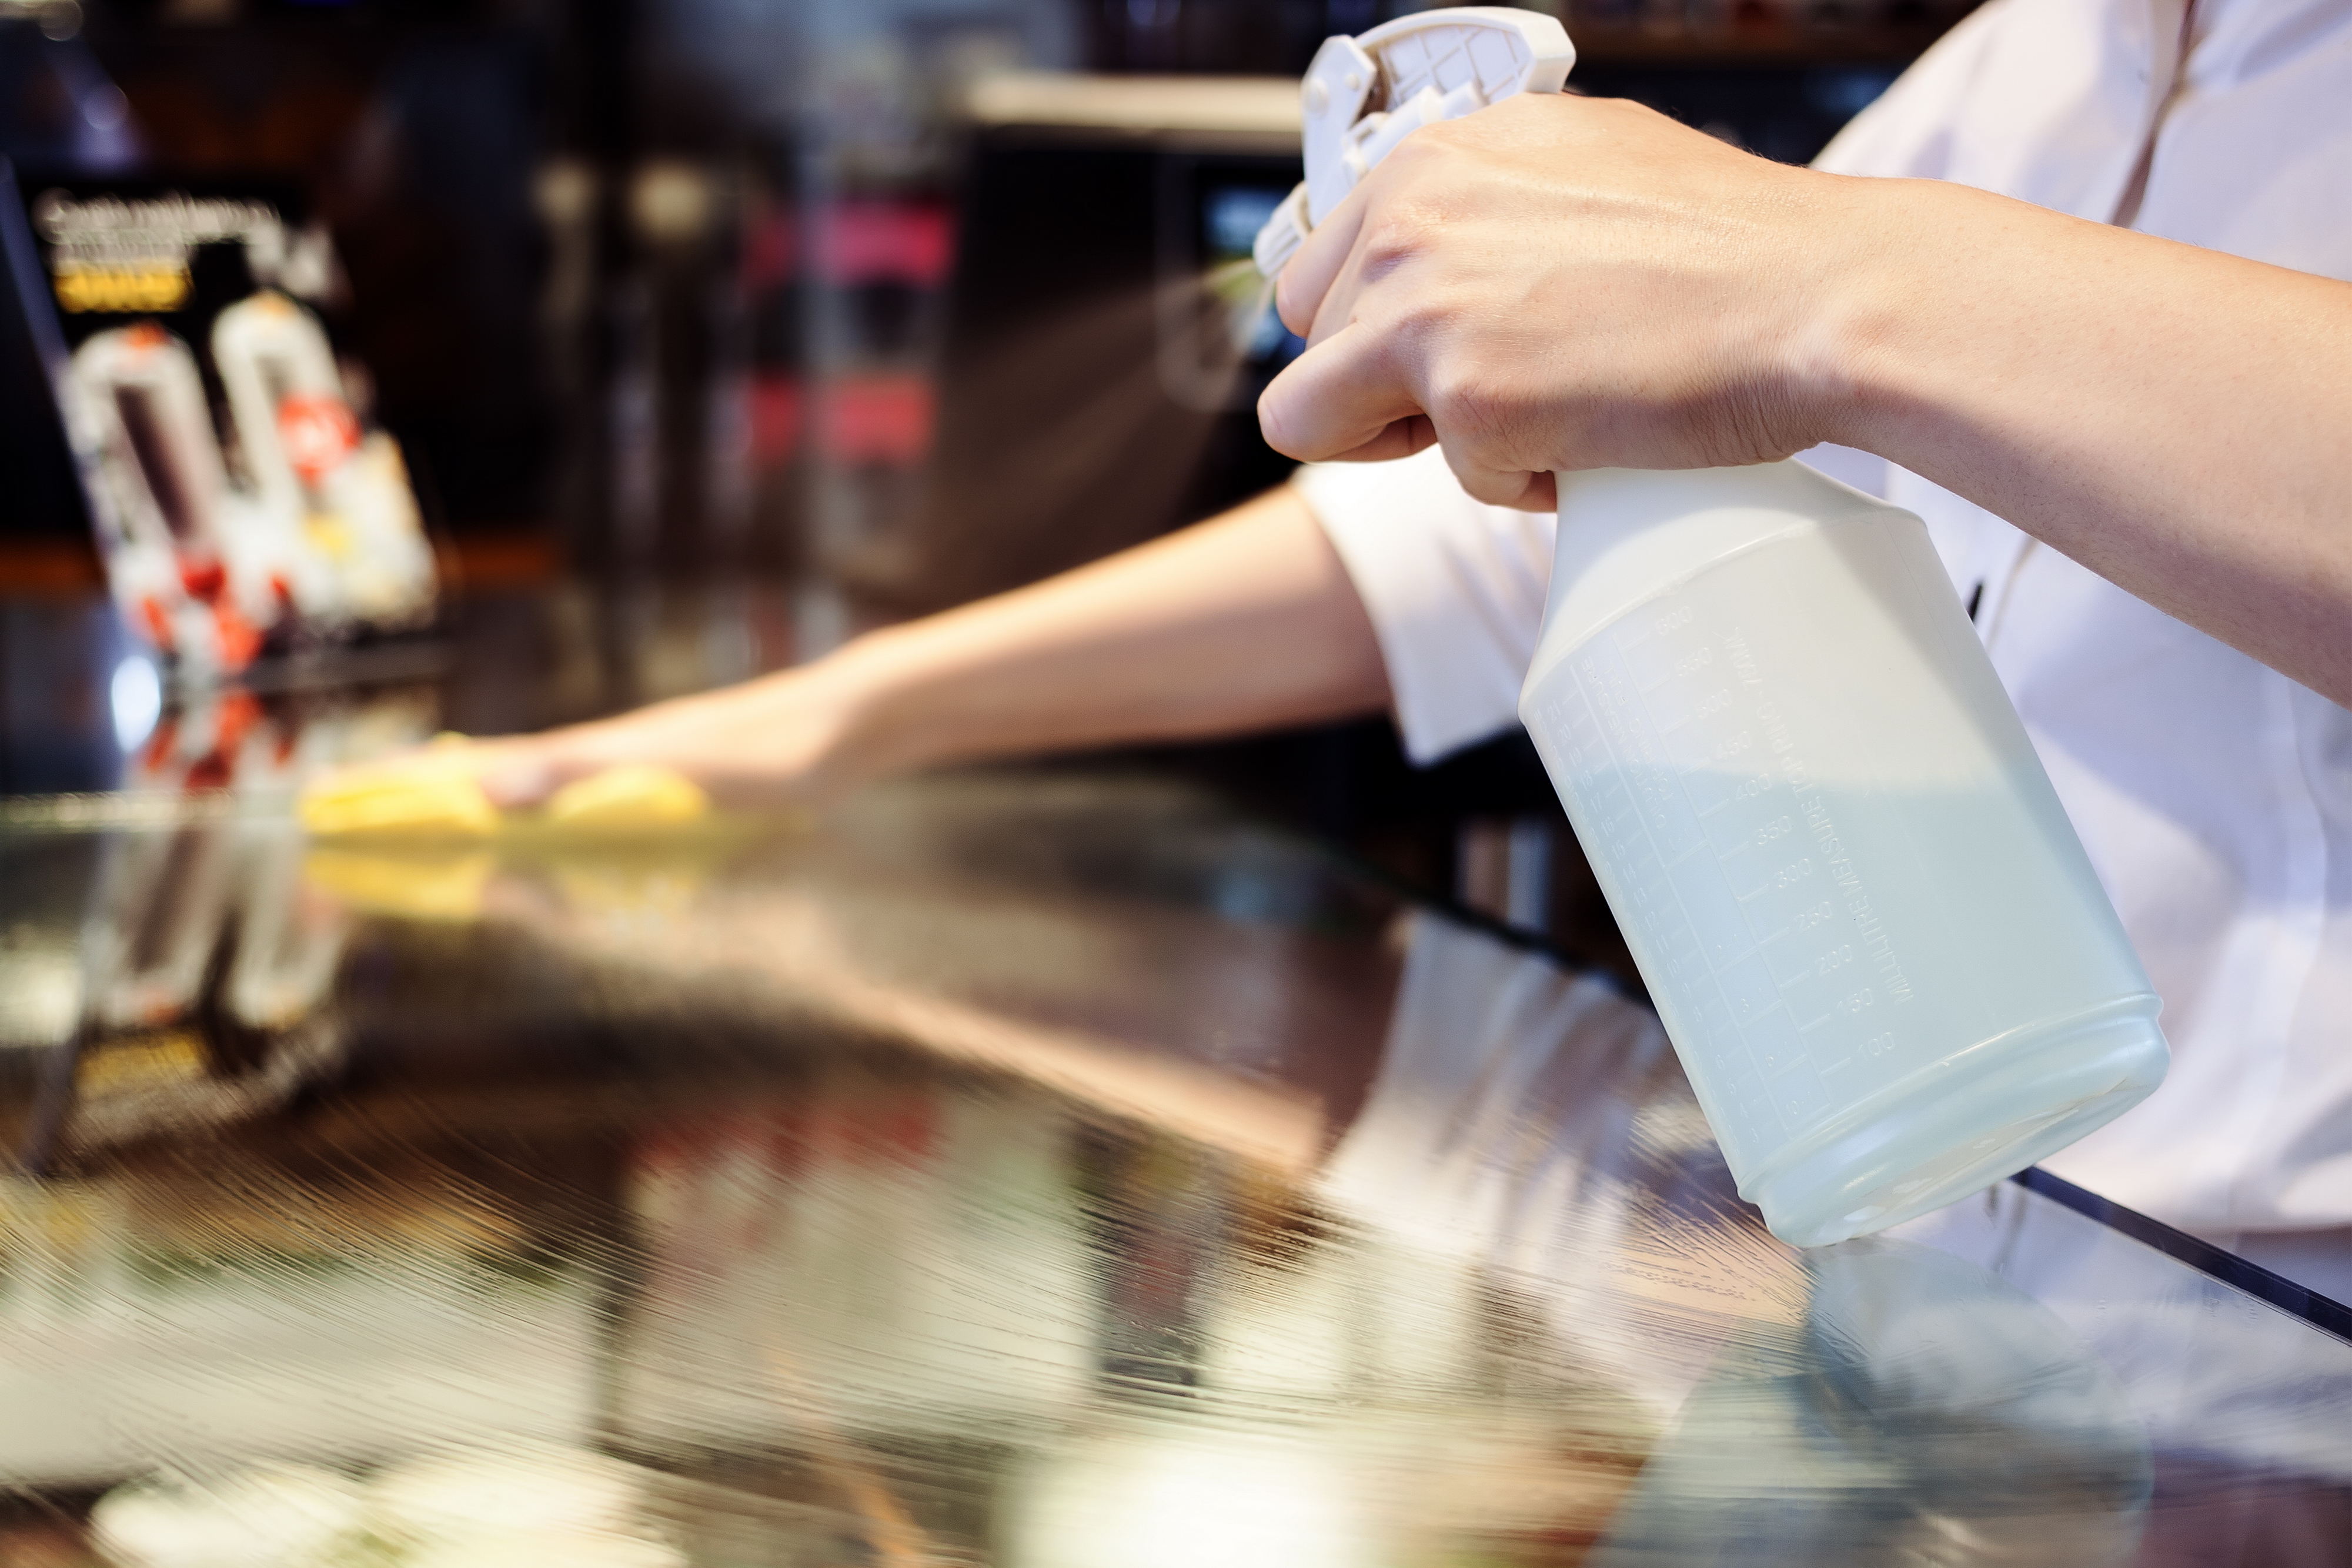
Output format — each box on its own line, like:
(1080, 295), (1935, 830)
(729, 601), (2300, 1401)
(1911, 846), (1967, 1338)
(299, 746), (709, 839)
(298, 760), (499, 838)
(544, 764), (710, 828)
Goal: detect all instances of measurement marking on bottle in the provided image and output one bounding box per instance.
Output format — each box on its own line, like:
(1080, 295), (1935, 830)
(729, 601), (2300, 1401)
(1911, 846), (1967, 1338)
(1693, 777), (1774, 822)
(1548, 620), (1887, 1146)
(1798, 986), (1875, 1032)
(1665, 840), (1711, 872)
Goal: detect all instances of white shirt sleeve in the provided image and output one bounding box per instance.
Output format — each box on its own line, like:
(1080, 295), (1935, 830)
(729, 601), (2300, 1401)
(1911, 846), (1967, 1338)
(1291, 447), (1555, 764)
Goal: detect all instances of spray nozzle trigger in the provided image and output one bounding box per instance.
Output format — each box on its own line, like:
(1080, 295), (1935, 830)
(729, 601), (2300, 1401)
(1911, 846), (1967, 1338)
(1252, 7), (1576, 283)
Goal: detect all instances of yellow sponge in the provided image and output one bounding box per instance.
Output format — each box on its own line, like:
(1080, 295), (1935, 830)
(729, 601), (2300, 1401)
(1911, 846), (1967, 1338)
(300, 738), (711, 841)
(298, 758), (499, 838)
(544, 764), (710, 828)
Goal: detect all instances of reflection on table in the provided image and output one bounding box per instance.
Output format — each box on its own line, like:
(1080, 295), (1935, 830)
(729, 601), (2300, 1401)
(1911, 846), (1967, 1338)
(1, 771), (2347, 1565)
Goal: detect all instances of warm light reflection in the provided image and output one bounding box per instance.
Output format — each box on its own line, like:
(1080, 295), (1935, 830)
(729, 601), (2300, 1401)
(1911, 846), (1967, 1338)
(91, 1446), (685, 1568)
(1009, 1427), (1369, 1568)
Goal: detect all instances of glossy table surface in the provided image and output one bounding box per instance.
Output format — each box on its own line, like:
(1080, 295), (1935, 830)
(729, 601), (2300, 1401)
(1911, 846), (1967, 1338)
(2, 763), (2349, 1566)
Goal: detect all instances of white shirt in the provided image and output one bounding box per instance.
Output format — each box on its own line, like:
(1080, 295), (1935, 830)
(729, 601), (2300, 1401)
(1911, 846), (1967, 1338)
(1294, 0), (2352, 1236)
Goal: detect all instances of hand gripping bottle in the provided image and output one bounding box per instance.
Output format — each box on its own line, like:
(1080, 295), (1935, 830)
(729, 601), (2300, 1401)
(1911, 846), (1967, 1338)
(1255, 9), (2168, 1246)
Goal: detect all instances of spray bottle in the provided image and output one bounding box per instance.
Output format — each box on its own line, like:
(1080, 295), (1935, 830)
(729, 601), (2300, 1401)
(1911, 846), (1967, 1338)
(1254, 8), (2167, 1246)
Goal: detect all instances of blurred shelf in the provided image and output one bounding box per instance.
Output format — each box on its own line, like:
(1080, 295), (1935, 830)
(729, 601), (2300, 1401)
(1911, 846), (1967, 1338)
(0, 540), (104, 597)
(964, 72), (1300, 136)
(436, 531), (566, 593)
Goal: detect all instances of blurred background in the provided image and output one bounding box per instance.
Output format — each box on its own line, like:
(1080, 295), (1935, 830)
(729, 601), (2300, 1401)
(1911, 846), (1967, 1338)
(0, 0), (1976, 965)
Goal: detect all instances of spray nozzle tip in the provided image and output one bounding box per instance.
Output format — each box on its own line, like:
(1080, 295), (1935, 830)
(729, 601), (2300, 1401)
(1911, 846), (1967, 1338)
(1251, 182), (1312, 283)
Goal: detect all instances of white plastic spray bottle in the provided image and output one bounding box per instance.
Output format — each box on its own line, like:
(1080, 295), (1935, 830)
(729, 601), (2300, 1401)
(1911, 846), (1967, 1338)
(1254, 8), (2168, 1247)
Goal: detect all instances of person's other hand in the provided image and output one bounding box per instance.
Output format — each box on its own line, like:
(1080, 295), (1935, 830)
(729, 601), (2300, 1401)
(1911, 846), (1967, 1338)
(433, 664), (874, 811)
(1257, 93), (1866, 510)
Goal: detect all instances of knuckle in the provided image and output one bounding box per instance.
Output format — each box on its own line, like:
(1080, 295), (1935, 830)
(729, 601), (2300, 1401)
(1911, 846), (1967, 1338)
(1426, 365), (1501, 443)
(1402, 118), (1464, 158)
(1357, 205), (1444, 281)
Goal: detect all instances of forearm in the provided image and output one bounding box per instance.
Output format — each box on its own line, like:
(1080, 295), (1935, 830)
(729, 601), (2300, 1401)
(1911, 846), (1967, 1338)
(1815, 176), (2352, 700)
(449, 485), (1387, 808)
(823, 484), (1392, 780)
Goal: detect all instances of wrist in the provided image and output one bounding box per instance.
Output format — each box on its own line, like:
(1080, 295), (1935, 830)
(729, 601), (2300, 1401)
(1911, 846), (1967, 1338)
(799, 623), (950, 790)
(1776, 173), (1946, 459)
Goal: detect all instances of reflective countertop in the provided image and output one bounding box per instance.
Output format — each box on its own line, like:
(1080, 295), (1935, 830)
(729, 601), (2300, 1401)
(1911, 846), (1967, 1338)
(2, 764), (2350, 1566)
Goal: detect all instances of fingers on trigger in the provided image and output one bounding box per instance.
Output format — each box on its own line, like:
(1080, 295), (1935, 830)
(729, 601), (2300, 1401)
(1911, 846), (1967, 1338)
(1259, 331), (1416, 461)
(1274, 188), (1367, 339)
